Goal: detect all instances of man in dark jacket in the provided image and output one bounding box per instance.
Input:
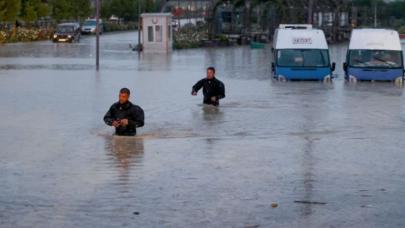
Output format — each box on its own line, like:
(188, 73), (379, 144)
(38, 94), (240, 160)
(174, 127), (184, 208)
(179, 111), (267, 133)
(104, 88), (144, 136)
(191, 67), (225, 106)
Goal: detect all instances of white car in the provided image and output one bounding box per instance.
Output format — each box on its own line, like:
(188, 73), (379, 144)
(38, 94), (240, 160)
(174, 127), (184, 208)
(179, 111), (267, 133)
(81, 19), (103, 35)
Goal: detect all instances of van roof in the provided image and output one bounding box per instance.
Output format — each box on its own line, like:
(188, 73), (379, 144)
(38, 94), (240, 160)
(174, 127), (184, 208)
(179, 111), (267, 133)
(273, 27), (328, 49)
(279, 24), (313, 29)
(349, 29), (402, 51)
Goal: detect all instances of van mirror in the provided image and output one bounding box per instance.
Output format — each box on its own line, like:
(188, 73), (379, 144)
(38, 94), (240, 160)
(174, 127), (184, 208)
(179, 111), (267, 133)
(343, 62), (348, 72)
(271, 62), (275, 72)
(331, 62), (336, 72)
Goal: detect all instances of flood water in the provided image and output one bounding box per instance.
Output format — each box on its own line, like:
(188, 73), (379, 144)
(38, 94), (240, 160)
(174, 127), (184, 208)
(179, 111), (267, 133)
(1, 31), (405, 227)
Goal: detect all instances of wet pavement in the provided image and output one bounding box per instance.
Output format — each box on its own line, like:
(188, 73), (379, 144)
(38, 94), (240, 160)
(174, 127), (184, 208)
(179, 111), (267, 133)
(1, 31), (405, 227)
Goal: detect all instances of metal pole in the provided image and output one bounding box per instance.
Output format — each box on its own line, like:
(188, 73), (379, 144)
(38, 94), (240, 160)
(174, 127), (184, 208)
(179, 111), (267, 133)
(374, 1), (377, 28)
(308, 0), (313, 24)
(96, 0), (100, 70)
(178, 0), (180, 29)
(138, 0), (141, 49)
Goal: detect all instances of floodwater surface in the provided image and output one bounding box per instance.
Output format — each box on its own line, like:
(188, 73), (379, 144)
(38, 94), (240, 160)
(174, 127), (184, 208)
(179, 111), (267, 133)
(1, 32), (405, 227)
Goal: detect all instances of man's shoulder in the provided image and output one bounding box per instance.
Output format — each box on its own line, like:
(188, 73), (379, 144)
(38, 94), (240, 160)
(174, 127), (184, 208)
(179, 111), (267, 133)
(129, 102), (144, 111)
(110, 102), (120, 108)
(214, 78), (224, 85)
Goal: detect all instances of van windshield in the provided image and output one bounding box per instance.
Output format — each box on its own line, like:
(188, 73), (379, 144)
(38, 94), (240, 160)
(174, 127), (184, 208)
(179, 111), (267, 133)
(277, 49), (330, 67)
(348, 50), (402, 68)
(83, 20), (97, 26)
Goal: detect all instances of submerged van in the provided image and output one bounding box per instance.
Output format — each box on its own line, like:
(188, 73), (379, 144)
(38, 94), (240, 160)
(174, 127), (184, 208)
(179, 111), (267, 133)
(272, 24), (335, 81)
(344, 29), (404, 82)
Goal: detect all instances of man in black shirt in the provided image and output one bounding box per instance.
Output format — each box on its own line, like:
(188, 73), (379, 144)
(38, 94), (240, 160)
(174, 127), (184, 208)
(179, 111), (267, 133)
(191, 67), (225, 106)
(104, 88), (144, 136)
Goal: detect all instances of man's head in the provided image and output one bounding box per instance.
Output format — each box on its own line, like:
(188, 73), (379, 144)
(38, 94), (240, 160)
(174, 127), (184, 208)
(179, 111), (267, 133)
(119, 88), (130, 104)
(206, 67), (215, 80)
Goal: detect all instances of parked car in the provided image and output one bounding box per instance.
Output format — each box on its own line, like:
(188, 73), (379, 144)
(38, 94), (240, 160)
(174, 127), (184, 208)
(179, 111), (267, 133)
(52, 23), (81, 43)
(81, 19), (103, 35)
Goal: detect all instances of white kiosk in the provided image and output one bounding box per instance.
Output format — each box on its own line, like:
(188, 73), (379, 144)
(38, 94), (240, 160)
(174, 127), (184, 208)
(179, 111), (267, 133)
(141, 13), (173, 53)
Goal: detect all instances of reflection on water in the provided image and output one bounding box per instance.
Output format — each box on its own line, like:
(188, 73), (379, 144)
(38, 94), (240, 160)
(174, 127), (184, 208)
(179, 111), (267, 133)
(301, 136), (316, 218)
(202, 105), (224, 122)
(104, 135), (144, 181)
(344, 81), (404, 96)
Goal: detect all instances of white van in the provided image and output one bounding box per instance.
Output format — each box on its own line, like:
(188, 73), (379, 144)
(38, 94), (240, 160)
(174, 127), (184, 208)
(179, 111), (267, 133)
(272, 24), (335, 81)
(343, 29), (404, 82)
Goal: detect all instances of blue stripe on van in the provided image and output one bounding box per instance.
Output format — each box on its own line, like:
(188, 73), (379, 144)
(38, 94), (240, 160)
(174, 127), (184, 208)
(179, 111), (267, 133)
(347, 68), (403, 81)
(275, 67), (331, 80)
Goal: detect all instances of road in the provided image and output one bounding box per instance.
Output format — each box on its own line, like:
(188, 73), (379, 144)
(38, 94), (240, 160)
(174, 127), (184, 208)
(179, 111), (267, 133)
(1, 31), (405, 227)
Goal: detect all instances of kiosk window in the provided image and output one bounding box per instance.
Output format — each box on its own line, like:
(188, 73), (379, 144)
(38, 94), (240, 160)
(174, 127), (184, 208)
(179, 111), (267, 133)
(155, 25), (162, 42)
(148, 26), (154, 42)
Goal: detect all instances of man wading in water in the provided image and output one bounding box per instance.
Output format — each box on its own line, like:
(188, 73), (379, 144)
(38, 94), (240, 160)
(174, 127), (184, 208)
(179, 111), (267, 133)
(191, 67), (226, 106)
(104, 88), (144, 136)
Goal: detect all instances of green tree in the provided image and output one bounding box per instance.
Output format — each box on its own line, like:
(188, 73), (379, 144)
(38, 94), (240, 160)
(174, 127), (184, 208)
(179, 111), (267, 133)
(49, 0), (71, 21)
(101, 0), (112, 19)
(110, 0), (137, 21)
(104, 0), (159, 21)
(0, 1), (6, 20)
(37, 1), (49, 18)
(21, 0), (39, 22)
(0, 0), (21, 22)
(49, 0), (90, 21)
(71, 0), (91, 21)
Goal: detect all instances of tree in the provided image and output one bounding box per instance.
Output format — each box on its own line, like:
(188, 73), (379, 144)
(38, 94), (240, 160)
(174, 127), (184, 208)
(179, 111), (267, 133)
(21, 0), (39, 22)
(37, 1), (49, 18)
(0, 1), (6, 20)
(0, 0), (21, 22)
(49, 0), (90, 21)
(71, 0), (91, 21)
(49, 0), (71, 21)
(103, 0), (159, 21)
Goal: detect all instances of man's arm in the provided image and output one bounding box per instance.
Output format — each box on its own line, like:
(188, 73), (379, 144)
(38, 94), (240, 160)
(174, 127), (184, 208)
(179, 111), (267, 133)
(217, 81), (225, 100)
(103, 105), (115, 126)
(191, 79), (204, 95)
(128, 106), (145, 128)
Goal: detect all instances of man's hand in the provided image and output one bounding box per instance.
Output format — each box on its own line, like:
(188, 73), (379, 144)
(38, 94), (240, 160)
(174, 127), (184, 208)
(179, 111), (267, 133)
(112, 121), (120, 128)
(211, 96), (217, 102)
(120, 119), (129, 126)
(191, 91), (197, 96)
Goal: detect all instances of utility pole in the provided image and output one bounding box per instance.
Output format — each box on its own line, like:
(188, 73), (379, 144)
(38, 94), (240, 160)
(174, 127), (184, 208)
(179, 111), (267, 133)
(138, 0), (142, 50)
(178, 0), (180, 29)
(96, 0), (100, 70)
(373, 0), (377, 28)
(308, 0), (314, 24)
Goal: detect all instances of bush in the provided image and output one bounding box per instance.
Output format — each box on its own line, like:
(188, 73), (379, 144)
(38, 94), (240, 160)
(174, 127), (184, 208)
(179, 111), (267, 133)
(103, 22), (138, 32)
(0, 31), (9, 43)
(173, 25), (208, 49)
(398, 25), (405, 34)
(0, 27), (53, 43)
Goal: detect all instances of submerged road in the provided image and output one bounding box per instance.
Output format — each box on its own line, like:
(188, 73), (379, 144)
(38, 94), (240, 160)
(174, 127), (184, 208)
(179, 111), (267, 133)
(1, 31), (405, 227)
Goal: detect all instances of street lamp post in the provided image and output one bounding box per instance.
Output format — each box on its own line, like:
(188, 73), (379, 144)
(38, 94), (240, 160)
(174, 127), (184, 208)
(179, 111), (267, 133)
(96, 0), (100, 70)
(373, 0), (377, 28)
(138, 0), (142, 50)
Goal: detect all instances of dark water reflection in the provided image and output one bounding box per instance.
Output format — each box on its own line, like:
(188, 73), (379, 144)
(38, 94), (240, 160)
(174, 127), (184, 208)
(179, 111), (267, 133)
(104, 136), (144, 185)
